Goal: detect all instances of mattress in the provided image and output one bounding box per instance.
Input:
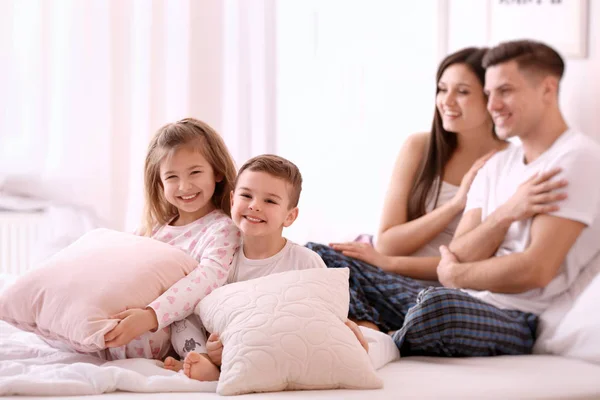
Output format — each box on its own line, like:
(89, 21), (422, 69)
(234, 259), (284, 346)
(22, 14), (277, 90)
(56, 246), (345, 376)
(5, 356), (600, 400)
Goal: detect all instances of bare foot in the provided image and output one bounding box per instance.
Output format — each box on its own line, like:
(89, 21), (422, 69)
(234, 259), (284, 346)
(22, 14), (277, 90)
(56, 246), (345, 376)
(353, 319), (380, 332)
(163, 356), (183, 372)
(183, 351), (220, 381)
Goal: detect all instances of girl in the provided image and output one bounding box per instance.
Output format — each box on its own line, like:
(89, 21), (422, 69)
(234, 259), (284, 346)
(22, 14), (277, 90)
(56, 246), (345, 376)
(306, 47), (508, 333)
(103, 118), (240, 360)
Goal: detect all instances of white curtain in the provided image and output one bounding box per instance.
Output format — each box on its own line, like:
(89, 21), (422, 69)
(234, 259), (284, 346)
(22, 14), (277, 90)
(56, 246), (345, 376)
(276, 0), (443, 244)
(0, 0), (275, 232)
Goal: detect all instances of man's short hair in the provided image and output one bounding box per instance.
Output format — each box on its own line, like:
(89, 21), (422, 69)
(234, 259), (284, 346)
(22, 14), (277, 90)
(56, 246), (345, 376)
(482, 39), (565, 80)
(235, 154), (303, 208)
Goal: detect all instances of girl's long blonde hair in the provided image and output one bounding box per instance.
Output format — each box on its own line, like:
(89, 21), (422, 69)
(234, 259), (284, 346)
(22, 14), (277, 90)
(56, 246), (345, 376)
(140, 118), (237, 236)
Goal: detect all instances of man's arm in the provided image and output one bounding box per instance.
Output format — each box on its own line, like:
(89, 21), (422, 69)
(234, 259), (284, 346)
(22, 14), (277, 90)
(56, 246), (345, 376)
(439, 215), (585, 293)
(448, 208), (512, 263)
(449, 168), (567, 263)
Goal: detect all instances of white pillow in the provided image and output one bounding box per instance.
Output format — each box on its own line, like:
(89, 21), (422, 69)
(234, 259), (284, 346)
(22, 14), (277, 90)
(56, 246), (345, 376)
(535, 252), (600, 360)
(197, 267), (383, 395)
(541, 271), (600, 363)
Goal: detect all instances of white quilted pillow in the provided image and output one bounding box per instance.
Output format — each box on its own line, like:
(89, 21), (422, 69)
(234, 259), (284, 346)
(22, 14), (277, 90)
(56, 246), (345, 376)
(197, 267), (383, 395)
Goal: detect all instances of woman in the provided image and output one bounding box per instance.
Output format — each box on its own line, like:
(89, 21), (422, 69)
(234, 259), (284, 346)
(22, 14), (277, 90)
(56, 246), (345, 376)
(307, 47), (508, 333)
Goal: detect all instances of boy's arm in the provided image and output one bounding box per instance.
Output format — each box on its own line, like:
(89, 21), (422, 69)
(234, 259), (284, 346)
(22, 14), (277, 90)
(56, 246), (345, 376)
(440, 214), (585, 293)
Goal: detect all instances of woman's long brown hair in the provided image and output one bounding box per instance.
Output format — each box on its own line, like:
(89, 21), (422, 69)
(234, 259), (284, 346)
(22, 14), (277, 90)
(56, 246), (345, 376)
(406, 47), (490, 221)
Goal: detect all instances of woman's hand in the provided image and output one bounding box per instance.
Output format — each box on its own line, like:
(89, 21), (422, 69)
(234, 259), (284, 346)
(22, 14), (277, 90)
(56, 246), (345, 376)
(330, 242), (392, 272)
(452, 150), (497, 210)
(104, 308), (158, 348)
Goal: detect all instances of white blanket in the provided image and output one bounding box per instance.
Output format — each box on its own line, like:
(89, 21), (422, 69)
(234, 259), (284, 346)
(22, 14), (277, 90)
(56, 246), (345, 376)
(0, 273), (216, 396)
(0, 274), (397, 396)
(0, 322), (397, 396)
(0, 321), (217, 396)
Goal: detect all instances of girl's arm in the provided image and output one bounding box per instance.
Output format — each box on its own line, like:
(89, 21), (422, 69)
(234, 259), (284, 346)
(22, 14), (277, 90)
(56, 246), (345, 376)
(149, 218), (240, 330)
(375, 133), (464, 256)
(104, 219), (240, 348)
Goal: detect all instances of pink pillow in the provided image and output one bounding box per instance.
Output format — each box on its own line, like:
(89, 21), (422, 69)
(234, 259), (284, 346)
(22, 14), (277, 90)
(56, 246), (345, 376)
(0, 228), (198, 353)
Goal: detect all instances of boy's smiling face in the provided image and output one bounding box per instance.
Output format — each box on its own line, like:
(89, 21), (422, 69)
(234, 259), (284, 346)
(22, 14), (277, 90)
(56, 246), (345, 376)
(230, 170), (298, 238)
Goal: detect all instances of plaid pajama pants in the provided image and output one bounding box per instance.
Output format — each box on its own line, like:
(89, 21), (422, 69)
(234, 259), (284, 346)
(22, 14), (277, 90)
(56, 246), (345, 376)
(306, 242), (538, 357)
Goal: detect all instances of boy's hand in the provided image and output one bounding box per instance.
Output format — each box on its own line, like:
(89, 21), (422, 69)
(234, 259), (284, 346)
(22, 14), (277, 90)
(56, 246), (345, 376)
(345, 320), (369, 353)
(104, 308), (158, 348)
(206, 333), (223, 366)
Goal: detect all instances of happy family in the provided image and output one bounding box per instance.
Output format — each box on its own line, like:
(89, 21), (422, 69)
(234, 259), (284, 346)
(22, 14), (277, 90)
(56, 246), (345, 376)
(101, 39), (600, 381)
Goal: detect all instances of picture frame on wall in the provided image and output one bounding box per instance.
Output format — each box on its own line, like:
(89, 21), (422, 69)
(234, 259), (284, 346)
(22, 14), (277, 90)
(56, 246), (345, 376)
(488, 0), (589, 59)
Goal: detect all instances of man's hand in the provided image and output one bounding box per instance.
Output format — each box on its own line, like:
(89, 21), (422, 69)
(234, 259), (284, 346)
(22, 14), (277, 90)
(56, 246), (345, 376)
(330, 242), (392, 272)
(345, 320), (369, 353)
(437, 246), (461, 289)
(497, 168), (567, 223)
(104, 308), (158, 348)
(206, 333), (223, 366)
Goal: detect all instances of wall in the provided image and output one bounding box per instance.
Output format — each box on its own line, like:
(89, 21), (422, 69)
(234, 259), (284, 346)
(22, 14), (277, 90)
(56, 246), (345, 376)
(277, 0), (599, 245)
(3, 1), (596, 240)
(276, 1), (443, 244)
(447, 0), (600, 142)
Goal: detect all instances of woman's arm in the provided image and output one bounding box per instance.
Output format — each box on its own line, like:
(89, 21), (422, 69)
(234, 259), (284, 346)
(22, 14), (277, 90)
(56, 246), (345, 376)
(329, 241), (439, 280)
(385, 256), (440, 280)
(375, 133), (463, 256)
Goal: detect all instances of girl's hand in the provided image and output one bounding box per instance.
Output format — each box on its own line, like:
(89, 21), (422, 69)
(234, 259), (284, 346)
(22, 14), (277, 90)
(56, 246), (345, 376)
(206, 333), (223, 366)
(330, 242), (392, 272)
(452, 150), (497, 210)
(104, 308), (158, 348)
(345, 320), (369, 353)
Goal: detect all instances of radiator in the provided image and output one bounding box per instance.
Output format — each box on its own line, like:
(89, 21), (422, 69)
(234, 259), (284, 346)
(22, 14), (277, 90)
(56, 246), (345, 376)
(0, 212), (45, 275)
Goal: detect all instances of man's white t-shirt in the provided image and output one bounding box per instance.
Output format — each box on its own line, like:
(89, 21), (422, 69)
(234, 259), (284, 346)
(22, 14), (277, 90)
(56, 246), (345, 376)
(227, 239), (326, 283)
(464, 129), (600, 314)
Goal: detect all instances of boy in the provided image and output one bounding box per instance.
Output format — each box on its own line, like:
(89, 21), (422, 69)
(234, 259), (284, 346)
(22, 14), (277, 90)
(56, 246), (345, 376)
(165, 154), (368, 381)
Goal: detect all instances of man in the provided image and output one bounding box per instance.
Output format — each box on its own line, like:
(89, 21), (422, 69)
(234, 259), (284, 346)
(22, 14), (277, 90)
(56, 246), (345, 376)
(392, 39), (600, 356)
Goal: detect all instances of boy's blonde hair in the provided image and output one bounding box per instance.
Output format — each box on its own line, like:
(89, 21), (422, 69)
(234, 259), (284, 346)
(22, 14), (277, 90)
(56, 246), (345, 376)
(235, 154), (303, 209)
(141, 118), (237, 236)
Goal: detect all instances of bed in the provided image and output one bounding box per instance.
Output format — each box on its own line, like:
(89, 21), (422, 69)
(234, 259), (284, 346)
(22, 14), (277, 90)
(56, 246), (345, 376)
(2, 274), (600, 400)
